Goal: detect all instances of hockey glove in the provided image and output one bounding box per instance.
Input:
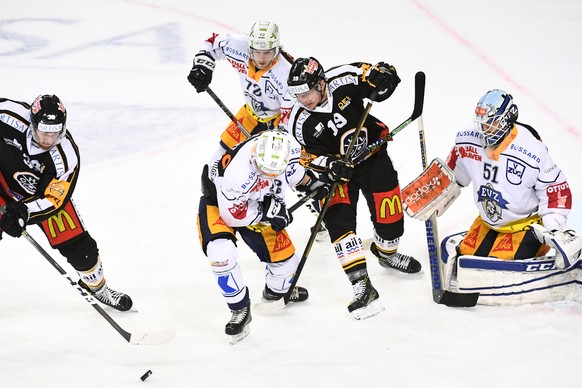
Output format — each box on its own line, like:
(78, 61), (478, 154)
(367, 62), (401, 101)
(0, 201), (29, 238)
(326, 156), (354, 183)
(187, 51), (216, 93)
(530, 223), (582, 270)
(261, 195), (293, 232)
(302, 170), (331, 200)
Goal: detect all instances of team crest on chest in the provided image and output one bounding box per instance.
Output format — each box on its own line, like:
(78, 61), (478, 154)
(505, 158), (525, 185)
(477, 183), (509, 223)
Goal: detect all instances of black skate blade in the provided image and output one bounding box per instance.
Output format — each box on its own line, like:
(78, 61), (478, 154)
(436, 290), (479, 307)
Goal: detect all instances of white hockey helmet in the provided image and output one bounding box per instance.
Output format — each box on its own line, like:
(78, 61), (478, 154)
(249, 21), (280, 54)
(251, 129), (292, 178)
(474, 89), (518, 147)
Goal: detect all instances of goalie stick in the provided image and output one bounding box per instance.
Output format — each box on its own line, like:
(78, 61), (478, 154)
(416, 113), (479, 307)
(0, 207), (175, 345)
(255, 72), (427, 314)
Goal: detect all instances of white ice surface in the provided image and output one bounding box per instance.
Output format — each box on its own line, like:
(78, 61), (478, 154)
(1, 1), (582, 387)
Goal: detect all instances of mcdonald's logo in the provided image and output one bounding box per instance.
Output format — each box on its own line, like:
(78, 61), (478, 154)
(47, 210), (77, 238)
(379, 195), (403, 218)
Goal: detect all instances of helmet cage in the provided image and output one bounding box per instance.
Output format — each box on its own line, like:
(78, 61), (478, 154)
(251, 129), (292, 178)
(474, 89), (518, 147)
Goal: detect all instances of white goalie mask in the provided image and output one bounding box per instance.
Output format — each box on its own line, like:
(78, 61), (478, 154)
(474, 89), (518, 147)
(251, 129), (291, 178)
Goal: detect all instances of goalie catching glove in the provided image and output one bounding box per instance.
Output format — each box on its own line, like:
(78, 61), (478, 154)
(187, 51), (216, 93)
(401, 158), (461, 221)
(260, 194), (293, 232)
(530, 223), (582, 270)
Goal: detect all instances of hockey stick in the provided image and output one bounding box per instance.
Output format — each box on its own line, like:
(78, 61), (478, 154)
(0, 207), (175, 344)
(206, 87), (252, 137)
(417, 112), (479, 307)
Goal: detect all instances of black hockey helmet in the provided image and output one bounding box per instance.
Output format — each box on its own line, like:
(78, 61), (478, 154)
(30, 94), (67, 148)
(287, 57), (325, 96)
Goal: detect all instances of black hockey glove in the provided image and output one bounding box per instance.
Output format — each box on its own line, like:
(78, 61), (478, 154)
(326, 156), (354, 183)
(187, 51), (216, 93)
(261, 195), (293, 232)
(0, 201), (29, 238)
(367, 62), (401, 101)
(298, 170), (331, 200)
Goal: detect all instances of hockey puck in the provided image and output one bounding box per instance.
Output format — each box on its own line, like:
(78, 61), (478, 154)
(140, 370), (152, 381)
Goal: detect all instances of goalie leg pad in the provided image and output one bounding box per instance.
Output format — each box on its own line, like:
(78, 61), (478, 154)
(455, 255), (581, 305)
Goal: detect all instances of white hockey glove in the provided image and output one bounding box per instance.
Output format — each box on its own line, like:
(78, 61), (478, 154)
(530, 223), (582, 270)
(401, 158), (461, 221)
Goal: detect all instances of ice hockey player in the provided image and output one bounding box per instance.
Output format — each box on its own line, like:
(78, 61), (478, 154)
(404, 89), (582, 304)
(187, 20), (294, 158)
(286, 57), (421, 320)
(197, 129), (328, 343)
(0, 95), (132, 311)
(187, 21), (328, 240)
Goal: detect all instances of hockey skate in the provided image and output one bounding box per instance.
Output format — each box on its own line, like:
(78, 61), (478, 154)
(79, 280), (133, 312)
(371, 243), (422, 274)
(262, 285), (309, 302)
(348, 276), (384, 320)
(226, 300), (252, 345)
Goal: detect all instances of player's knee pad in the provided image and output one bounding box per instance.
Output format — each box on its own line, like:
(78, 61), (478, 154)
(265, 253), (300, 293)
(57, 233), (99, 271)
(206, 239), (246, 303)
(334, 233), (367, 282)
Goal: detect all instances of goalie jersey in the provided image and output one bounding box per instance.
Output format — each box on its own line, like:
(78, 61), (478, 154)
(446, 123), (571, 231)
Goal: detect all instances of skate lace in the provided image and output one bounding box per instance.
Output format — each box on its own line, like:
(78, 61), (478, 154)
(352, 279), (368, 300)
(229, 308), (249, 324)
(95, 287), (124, 306)
(388, 253), (412, 270)
(289, 287), (300, 301)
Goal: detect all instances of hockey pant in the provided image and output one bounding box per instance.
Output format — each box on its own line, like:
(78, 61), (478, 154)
(219, 105), (280, 150)
(198, 196), (298, 310)
(458, 216), (550, 260)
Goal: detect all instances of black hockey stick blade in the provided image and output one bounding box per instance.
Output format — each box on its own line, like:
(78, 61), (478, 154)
(436, 289), (480, 308)
(410, 71), (426, 121)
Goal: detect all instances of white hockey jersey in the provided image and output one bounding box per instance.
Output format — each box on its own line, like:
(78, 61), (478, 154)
(209, 135), (305, 228)
(199, 32), (294, 126)
(446, 123), (572, 231)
